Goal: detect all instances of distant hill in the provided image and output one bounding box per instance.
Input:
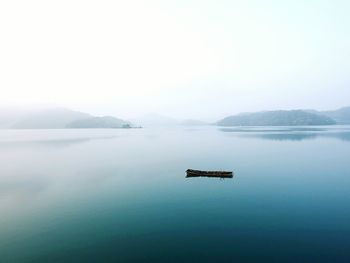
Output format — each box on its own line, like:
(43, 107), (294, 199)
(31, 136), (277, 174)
(0, 107), (37, 128)
(321, 106), (350, 124)
(217, 110), (336, 126)
(0, 107), (134, 129)
(133, 113), (179, 127)
(12, 108), (92, 129)
(66, 116), (131, 128)
(181, 119), (208, 126)
(1, 106), (349, 129)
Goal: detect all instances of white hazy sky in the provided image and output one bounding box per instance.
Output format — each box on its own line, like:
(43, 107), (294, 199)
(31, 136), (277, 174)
(0, 0), (349, 119)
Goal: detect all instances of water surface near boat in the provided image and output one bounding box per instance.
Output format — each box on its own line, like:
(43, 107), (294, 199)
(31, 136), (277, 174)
(0, 126), (350, 262)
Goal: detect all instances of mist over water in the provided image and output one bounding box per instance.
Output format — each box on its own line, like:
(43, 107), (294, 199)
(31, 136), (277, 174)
(0, 126), (350, 262)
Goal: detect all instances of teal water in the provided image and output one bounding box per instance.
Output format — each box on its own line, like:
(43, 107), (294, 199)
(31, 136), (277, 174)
(0, 126), (350, 262)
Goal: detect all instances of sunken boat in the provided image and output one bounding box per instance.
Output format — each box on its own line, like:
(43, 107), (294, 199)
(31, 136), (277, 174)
(186, 169), (233, 178)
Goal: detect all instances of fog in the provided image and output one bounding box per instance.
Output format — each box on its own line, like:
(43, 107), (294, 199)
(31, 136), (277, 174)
(1, 0), (349, 120)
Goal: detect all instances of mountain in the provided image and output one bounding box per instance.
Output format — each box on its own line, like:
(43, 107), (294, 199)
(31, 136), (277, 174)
(0, 107), (134, 129)
(133, 113), (179, 127)
(66, 116), (131, 128)
(2, 106), (348, 129)
(181, 119), (208, 126)
(217, 110), (336, 126)
(321, 106), (350, 124)
(12, 108), (92, 129)
(0, 107), (37, 128)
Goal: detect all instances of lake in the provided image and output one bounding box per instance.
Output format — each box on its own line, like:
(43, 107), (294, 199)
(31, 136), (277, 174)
(0, 126), (350, 262)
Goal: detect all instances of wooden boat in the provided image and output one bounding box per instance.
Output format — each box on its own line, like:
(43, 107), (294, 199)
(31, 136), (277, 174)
(186, 169), (233, 178)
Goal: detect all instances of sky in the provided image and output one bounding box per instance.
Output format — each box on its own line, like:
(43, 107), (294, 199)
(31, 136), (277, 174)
(0, 0), (349, 120)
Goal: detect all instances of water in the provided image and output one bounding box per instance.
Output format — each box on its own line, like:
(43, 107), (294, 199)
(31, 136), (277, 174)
(0, 126), (350, 262)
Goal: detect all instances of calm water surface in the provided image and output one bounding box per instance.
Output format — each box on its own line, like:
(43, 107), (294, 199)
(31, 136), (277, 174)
(0, 126), (350, 262)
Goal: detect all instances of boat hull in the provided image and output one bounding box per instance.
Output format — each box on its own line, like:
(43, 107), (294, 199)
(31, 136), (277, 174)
(186, 169), (233, 178)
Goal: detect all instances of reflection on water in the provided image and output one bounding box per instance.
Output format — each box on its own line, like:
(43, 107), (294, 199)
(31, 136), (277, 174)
(219, 126), (350, 141)
(0, 175), (50, 197)
(0, 136), (119, 148)
(0, 127), (350, 263)
(220, 127), (327, 132)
